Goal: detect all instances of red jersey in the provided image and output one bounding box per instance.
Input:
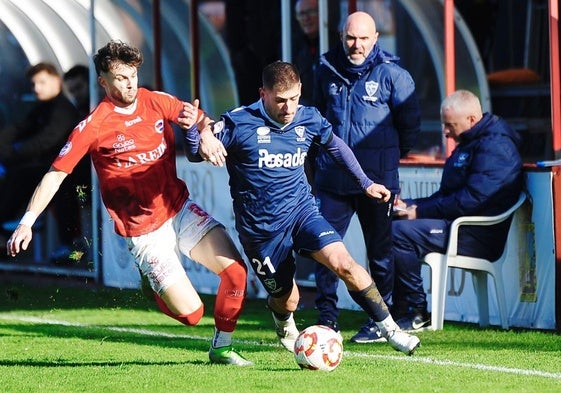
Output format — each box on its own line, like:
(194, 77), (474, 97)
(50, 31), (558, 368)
(53, 88), (191, 237)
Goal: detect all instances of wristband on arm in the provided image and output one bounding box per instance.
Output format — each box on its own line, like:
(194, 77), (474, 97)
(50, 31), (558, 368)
(19, 211), (37, 228)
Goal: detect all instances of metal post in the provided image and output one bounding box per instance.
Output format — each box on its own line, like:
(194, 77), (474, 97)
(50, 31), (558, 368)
(444, 0), (456, 155)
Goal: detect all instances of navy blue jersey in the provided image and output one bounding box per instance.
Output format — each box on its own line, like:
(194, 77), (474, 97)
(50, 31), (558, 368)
(213, 100), (332, 237)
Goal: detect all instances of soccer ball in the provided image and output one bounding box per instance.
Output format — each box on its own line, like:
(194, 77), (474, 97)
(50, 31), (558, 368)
(293, 325), (343, 371)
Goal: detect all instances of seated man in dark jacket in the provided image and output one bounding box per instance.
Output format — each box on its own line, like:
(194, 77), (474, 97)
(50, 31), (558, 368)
(391, 89), (524, 331)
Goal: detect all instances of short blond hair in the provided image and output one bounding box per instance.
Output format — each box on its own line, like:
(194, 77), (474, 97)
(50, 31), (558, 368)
(440, 90), (482, 117)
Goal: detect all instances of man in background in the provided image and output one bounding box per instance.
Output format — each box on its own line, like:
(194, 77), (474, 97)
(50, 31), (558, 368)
(293, 0), (339, 105)
(312, 11), (421, 342)
(0, 62), (81, 257)
(49, 64), (96, 264)
(63, 65), (91, 118)
(391, 90), (524, 325)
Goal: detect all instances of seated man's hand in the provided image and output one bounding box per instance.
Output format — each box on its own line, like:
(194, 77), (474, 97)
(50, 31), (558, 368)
(393, 198), (417, 219)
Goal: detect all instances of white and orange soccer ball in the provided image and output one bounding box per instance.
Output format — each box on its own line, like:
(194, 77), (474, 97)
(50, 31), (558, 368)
(293, 325), (343, 371)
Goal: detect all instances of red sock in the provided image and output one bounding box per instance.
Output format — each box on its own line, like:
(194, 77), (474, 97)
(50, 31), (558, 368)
(153, 292), (204, 326)
(214, 261), (247, 332)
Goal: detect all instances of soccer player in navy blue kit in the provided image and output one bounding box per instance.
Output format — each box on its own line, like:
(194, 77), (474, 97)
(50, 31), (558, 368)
(183, 61), (420, 356)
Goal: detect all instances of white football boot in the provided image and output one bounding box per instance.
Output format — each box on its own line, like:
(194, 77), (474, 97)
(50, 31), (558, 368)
(272, 312), (300, 352)
(377, 316), (421, 355)
(385, 329), (421, 355)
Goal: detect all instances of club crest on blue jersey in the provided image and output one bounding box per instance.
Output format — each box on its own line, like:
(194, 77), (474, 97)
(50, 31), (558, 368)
(257, 126), (271, 144)
(263, 278), (281, 294)
(294, 126), (306, 142)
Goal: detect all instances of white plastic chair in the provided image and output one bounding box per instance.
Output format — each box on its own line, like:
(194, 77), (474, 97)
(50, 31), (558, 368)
(422, 191), (527, 330)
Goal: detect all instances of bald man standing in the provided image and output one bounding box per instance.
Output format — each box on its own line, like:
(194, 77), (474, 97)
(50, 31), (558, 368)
(311, 11), (421, 342)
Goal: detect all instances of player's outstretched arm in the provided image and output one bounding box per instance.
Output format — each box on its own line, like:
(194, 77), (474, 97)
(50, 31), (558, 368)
(6, 168), (67, 257)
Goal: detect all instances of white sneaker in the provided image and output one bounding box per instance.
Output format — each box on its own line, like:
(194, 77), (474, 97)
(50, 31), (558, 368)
(272, 312), (299, 352)
(385, 329), (420, 355)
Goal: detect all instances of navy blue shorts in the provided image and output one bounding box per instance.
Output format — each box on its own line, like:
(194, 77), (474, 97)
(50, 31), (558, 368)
(241, 205), (341, 298)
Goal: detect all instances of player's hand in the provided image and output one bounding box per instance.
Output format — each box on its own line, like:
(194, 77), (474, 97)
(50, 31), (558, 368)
(199, 128), (227, 167)
(365, 183), (391, 202)
(178, 99), (201, 129)
(6, 225), (32, 257)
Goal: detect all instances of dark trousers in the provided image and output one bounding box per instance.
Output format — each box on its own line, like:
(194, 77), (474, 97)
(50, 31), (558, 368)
(391, 218), (450, 313)
(314, 189), (394, 322)
(392, 216), (510, 314)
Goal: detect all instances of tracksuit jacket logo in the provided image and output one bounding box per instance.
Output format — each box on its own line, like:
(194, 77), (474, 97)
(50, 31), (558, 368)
(363, 81), (379, 102)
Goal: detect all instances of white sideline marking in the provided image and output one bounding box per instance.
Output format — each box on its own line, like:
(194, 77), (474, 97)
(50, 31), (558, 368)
(2, 314), (561, 380)
(348, 352), (561, 380)
(0, 314), (211, 341)
(0, 314), (278, 347)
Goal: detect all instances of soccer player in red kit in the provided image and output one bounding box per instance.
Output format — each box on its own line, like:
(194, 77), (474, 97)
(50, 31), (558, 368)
(6, 40), (252, 366)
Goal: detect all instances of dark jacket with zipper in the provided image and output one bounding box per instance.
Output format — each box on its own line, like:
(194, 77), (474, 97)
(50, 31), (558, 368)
(313, 43), (420, 194)
(415, 113), (524, 259)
